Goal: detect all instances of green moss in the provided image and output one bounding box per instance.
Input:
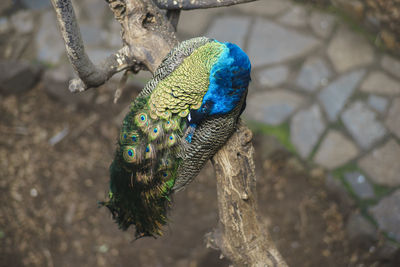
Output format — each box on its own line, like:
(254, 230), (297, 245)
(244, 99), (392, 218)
(373, 184), (394, 199)
(384, 234), (400, 245)
(331, 162), (360, 179)
(331, 163), (400, 240)
(307, 130), (327, 162)
(331, 162), (360, 196)
(332, 163), (397, 199)
(245, 120), (296, 154)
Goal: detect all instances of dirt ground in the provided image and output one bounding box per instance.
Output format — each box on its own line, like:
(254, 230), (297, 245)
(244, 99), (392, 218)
(1, 81), (400, 267)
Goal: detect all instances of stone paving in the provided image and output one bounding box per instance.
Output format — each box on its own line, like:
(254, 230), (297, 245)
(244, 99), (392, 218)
(2, 0), (400, 244)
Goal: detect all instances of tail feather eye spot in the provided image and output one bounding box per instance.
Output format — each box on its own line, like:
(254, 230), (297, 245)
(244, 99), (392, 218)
(121, 131), (139, 144)
(120, 131), (128, 143)
(165, 118), (180, 131)
(136, 113), (148, 127)
(149, 125), (161, 141)
(162, 171), (169, 179)
(123, 146), (137, 163)
(178, 109), (189, 117)
(164, 120), (173, 130)
(167, 133), (176, 146)
(160, 110), (171, 119)
(145, 144), (154, 159)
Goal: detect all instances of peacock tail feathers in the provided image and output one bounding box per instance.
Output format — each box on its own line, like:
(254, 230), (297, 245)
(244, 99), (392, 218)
(101, 92), (183, 237)
(101, 37), (251, 238)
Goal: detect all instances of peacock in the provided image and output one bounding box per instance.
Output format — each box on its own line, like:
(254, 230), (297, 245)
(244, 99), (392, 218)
(101, 37), (251, 238)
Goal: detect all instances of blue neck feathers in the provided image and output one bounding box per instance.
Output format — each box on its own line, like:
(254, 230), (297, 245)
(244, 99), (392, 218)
(201, 42), (251, 116)
(186, 42), (251, 143)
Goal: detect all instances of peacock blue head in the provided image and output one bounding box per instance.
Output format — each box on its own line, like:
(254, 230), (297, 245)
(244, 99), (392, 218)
(189, 41), (251, 124)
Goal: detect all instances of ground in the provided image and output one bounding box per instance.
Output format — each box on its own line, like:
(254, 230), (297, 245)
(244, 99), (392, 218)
(1, 82), (399, 267)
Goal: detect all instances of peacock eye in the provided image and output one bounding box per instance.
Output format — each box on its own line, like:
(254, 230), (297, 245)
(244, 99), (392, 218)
(179, 110), (189, 117)
(162, 172), (168, 178)
(123, 134), (127, 139)
(136, 113), (149, 128)
(166, 120), (170, 124)
(153, 127), (158, 133)
(167, 133), (176, 146)
(144, 144), (154, 160)
(123, 146), (137, 163)
(131, 135), (137, 142)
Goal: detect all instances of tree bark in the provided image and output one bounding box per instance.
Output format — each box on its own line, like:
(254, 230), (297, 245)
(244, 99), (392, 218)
(208, 121), (288, 266)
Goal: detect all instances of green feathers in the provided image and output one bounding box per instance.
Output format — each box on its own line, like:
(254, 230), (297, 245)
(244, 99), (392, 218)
(101, 40), (223, 238)
(101, 37), (251, 238)
(102, 95), (182, 237)
(149, 41), (224, 117)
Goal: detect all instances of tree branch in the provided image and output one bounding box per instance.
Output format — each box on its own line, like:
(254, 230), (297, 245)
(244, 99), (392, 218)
(68, 46), (140, 93)
(208, 121), (288, 266)
(155, 0), (257, 10)
(50, 0), (141, 92)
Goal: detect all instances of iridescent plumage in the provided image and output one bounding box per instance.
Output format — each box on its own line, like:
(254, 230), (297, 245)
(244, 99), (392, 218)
(101, 37), (251, 238)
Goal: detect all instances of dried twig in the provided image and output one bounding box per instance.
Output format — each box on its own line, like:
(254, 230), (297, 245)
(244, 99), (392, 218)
(155, 0), (257, 10)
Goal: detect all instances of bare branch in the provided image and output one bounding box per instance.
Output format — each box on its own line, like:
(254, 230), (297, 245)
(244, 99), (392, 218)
(68, 46), (140, 93)
(209, 121), (288, 266)
(50, 0), (140, 92)
(155, 0), (257, 10)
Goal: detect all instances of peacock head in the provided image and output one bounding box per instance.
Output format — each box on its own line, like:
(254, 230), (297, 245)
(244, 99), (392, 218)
(189, 41), (251, 124)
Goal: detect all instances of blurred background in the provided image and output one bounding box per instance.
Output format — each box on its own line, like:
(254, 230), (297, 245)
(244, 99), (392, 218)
(1, 0), (400, 266)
